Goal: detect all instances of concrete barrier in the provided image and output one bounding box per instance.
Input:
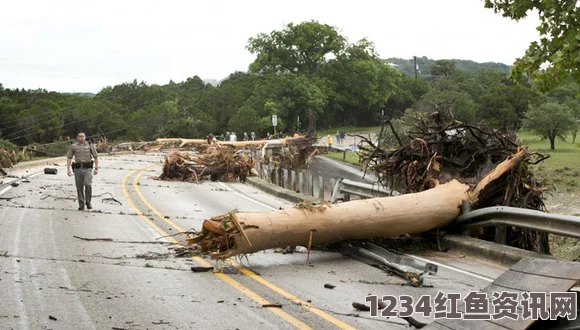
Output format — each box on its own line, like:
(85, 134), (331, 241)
(441, 234), (553, 267)
(245, 176), (321, 204)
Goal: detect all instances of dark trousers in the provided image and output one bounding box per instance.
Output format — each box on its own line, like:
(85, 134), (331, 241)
(74, 167), (93, 206)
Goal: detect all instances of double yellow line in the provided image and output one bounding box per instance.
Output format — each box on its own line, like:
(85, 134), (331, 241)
(122, 164), (357, 330)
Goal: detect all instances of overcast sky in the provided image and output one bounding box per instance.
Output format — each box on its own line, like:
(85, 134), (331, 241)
(0, 0), (541, 93)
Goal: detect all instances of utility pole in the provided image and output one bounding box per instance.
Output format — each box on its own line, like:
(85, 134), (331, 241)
(414, 56), (418, 79)
(297, 115), (300, 134)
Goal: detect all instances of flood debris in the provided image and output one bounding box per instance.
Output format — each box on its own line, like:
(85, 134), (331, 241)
(93, 192), (122, 205)
(0, 195), (24, 201)
(155, 135), (319, 183)
(352, 302), (370, 311)
(262, 304), (283, 308)
(341, 243), (435, 287)
(357, 109), (549, 252)
(0, 148), (18, 170)
(44, 168), (58, 175)
(40, 194), (77, 201)
(156, 148), (255, 183)
(183, 109), (549, 259)
(72, 235), (173, 245)
(190, 266), (213, 273)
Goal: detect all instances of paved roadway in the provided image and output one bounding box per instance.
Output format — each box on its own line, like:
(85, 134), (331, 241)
(0, 152), (508, 330)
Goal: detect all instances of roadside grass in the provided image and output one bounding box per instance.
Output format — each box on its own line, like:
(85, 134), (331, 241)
(517, 131), (580, 260)
(325, 151), (361, 166)
(517, 131), (580, 193)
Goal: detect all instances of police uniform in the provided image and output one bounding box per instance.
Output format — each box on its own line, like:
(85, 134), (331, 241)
(66, 141), (98, 209)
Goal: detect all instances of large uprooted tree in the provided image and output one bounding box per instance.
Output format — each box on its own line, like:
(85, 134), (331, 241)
(184, 108), (549, 259)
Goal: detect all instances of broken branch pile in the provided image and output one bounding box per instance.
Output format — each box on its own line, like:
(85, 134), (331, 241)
(156, 134), (320, 179)
(184, 109), (550, 259)
(157, 147), (255, 182)
(0, 148), (18, 171)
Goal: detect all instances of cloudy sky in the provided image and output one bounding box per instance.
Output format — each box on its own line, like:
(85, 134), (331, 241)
(1, 0), (540, 93)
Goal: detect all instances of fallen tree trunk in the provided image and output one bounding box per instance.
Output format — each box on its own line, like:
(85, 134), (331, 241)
(187, 149), (527, 259)
(156, 136), (311, 148)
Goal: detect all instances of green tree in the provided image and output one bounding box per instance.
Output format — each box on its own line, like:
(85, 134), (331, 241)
(484, 0), (580, 92)
(18, 99), (63, 143)
(129, 101), (179, 141)
(227, 105), (261, 135)
(247, 20), (346, 75)
(546, 81), (580, 142)
(565, 98), (580, 143)
(416, 89), (477, 123)
(430, 60), (457, 77)
(384, 75), (430, 118)
(523, 102), (576, 150)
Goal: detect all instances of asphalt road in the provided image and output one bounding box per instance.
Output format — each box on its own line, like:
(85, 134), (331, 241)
(0, 152), (507, 330)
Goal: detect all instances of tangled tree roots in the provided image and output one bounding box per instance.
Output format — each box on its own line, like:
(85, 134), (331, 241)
(356, 110), (550, 253)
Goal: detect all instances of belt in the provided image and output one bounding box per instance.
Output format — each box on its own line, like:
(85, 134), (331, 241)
(73, 161), (94, 168)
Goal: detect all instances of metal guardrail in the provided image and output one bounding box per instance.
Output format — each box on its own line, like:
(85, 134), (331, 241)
(455, 206), (580, 240)
(330, 178), (398, 202)
(330, 177), (580, 239)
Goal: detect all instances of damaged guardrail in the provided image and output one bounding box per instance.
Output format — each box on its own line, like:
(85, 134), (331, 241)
(340, 242), (437, 287)
(330, 178), (580, 242)
(330, 178), (398, 202)
(454, 206), (580, 240)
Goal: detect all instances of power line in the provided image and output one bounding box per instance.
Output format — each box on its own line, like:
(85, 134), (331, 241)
(0, 85), (166, 129)
(3, 94), (173, 142)
(20, 127), (128, 157)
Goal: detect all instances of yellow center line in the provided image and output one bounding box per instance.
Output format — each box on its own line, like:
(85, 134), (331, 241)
(132, 165), (357, 330)
(121, 166), (313, 330)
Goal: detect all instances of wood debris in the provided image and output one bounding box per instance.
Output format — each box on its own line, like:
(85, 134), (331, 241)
(183, 108), (549, 259)
(0, 148), (18, 171)
(156, 147), (255, 182)
(357, 108), (549, 252)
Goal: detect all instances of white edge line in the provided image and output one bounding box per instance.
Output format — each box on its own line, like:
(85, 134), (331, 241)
(217, 181), (277, 211)
(0, 186), (12, 195)
(0, 170), (43, 196)
(404, 253), (495, 282)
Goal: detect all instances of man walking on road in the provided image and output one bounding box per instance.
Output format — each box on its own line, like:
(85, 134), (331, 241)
(66, 132), (99, 210)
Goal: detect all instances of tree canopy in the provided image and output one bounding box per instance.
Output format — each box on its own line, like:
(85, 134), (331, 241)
(1, 20), (579, 155)
(484, 0), (580, 92)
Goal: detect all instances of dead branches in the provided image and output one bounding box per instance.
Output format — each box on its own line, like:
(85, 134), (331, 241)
(358, 109), (550, 252)
(156, 147), (255, 183)
(0, 148), (18, 170)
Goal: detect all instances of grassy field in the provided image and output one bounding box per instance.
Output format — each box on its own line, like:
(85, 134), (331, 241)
(325, 150), (361, 166)
(517, 131), (580, 193)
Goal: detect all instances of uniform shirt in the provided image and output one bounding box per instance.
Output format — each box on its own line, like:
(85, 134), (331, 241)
(66, 142), (98, 163)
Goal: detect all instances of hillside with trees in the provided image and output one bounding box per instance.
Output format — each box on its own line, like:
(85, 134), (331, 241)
(1, 19), (579, 158)
(384, 57), (511, 77)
